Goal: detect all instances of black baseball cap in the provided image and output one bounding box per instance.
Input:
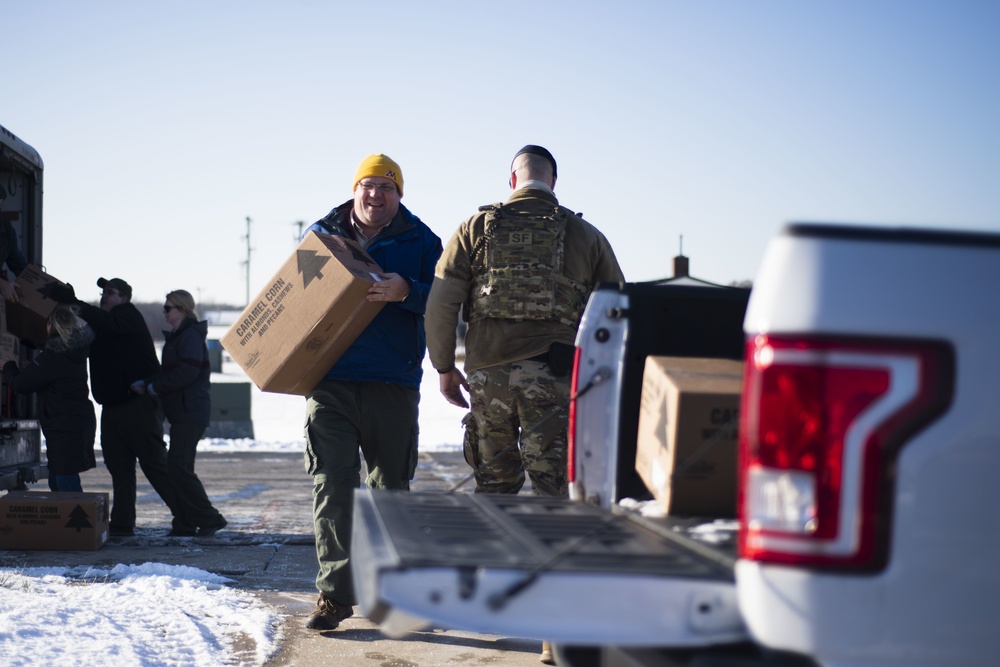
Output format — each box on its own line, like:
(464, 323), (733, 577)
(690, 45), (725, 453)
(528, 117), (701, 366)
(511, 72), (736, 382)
(512, 145), (557, 178)
(97, 277), (132, 297)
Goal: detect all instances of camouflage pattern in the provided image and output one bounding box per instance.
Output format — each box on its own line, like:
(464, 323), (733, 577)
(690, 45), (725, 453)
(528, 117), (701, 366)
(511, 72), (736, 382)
(467, 204), (589, 327)
(464, 359), (569, 497)
(426, 187), (624, 375)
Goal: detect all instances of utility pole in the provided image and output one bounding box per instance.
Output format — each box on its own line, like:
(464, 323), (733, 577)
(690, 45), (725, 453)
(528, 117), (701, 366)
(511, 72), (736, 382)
(242, 216), (253, 306)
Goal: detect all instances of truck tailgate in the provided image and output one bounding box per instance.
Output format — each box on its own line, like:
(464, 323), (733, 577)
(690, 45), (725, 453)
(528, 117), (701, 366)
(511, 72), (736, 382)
(352, 489), (747, 646)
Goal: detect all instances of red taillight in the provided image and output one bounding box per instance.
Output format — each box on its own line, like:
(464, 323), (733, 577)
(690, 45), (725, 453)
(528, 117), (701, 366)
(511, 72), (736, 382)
(567, 345), (583, 483)
(738, 334), (952, 571)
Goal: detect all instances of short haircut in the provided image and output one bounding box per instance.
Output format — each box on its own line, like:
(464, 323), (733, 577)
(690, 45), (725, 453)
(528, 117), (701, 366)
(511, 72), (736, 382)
(513, 152), (554, 181)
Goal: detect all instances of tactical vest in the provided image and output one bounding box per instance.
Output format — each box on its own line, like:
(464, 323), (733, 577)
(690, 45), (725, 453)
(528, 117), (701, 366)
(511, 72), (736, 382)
(467, 203), (589, 327)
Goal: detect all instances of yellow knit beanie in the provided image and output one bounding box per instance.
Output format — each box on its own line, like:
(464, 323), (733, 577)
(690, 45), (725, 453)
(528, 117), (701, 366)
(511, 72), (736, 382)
(353, 153), (403, 196)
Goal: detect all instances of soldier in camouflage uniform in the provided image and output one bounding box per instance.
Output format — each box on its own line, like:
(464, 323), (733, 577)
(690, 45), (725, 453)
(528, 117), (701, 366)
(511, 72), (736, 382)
(425, 145), (624, 497)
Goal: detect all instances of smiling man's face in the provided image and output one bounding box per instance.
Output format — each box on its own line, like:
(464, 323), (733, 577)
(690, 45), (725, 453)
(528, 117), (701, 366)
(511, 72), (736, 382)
(353, 176), (400, 229)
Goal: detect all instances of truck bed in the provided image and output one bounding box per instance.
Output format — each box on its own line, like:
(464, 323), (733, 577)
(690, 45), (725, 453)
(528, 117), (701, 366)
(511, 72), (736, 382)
(352, 489), (747, 646)
(570, 283), (750, 506)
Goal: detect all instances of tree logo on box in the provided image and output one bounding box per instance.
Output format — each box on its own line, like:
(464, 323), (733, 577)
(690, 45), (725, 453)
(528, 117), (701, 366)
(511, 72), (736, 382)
(66, 505), (93, 532)
(297, 249), (332, 288)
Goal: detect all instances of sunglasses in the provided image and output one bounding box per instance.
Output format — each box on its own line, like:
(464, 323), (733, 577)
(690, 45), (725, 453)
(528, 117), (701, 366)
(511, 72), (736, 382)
(163, 305), (177, 313)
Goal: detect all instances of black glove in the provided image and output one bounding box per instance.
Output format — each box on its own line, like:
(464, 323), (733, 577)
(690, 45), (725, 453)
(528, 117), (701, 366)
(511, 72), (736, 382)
(43, 282), (76, 303)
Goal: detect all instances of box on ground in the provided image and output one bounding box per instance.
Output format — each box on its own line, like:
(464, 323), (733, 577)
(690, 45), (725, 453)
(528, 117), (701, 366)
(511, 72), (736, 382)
(6, 264), (66, 347)
(634, 356), (743, 517)
(221, 231), (385, 396)
(0, 490), (109, 550)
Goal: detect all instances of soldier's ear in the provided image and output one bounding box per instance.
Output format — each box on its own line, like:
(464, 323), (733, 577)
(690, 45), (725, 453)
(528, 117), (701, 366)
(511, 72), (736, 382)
(509, 172), (517, 190)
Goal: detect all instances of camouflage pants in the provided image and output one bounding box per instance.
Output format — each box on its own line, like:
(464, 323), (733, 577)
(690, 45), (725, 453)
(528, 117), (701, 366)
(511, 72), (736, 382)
(464, 359), (569, 497)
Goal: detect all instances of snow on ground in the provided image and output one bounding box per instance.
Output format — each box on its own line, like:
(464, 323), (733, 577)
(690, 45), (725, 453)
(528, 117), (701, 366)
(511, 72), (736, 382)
(1, 342), (468, 667)
(0, 563), (279, 667)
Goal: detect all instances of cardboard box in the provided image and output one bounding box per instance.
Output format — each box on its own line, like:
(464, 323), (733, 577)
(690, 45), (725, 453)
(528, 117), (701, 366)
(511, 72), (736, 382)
(0, 490), (109, 550)
(634, 356), (743, 517)
(221, 231), (385, 395)
(6, 264), (66, 347)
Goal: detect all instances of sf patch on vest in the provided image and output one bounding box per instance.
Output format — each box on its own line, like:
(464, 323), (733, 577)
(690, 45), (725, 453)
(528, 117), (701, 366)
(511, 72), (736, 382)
(469, 204), (588, 326)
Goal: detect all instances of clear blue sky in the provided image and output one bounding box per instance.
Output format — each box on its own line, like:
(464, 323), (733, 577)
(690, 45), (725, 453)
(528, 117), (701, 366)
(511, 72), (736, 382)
(5, 1), (998, 305)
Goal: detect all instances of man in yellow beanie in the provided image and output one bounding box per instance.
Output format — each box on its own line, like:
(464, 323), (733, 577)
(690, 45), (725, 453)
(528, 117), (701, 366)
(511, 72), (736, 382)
(300, 153), (442, 631)
(353, 153), (404, 196)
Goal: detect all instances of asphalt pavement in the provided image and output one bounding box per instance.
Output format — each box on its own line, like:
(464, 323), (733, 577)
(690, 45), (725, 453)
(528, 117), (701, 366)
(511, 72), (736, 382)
(0, 450), (548, 666)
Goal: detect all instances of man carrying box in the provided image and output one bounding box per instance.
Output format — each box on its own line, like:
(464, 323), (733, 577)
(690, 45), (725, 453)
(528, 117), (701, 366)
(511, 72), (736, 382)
(47, 277), (190, 537)
(301, 154), (442, 631)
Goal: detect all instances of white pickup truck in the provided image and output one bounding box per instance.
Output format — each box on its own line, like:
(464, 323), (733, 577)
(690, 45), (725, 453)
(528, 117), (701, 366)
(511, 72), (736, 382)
(351, 222), (1000, 667)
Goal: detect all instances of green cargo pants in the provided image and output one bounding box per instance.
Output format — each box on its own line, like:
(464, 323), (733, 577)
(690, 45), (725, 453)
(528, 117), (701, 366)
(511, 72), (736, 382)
(305, 379), (419, 605)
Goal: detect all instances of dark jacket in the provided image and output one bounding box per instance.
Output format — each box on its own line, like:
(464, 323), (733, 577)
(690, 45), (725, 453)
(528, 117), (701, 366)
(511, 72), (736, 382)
(305, 202), (442, 388)
(76, 301), (161, 406)
(149, 317), (211, 426)
(5, 326), (97, 475)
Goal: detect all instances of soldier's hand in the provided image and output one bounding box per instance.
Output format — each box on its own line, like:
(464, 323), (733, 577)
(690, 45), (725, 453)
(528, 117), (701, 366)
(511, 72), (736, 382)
(439, 368), (470, 408)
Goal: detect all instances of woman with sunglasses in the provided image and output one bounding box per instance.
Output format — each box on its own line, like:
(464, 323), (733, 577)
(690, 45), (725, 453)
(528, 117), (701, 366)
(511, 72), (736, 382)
(132, 290), (227, 537)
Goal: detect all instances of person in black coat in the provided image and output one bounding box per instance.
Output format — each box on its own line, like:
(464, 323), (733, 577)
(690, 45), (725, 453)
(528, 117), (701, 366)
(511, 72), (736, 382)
(132, 289), (226, 537)
(3, 304), (97, 492)
(47, 277), (187, 537)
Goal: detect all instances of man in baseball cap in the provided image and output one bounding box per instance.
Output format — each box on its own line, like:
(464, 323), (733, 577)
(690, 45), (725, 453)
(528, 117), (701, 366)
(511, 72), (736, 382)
(97, 277), (132, 298)
(50, 275), (187, 537)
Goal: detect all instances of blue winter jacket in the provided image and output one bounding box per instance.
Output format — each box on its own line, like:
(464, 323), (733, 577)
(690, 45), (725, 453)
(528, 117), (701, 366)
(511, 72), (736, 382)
(305, 201), (442, 388)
